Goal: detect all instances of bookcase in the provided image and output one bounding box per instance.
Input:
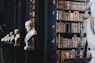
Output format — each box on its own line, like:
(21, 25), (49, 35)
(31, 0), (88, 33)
(56, 0), (91, 63)
(30, 0), (35, 21)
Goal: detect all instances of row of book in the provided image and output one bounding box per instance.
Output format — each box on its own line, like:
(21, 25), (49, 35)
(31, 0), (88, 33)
(30, 0), (35, 22)
(74, 0), (87, 1)
(56, 0), (88, 63)
(57, 49), (91, 63)
(56, 22), (86, 33)
(30, 0), (35, 4)
(30, 5), (35, 10)
(56, 34), (87, 48)
(56, 10), (84, 21)
(57, 1), (86, 11)
(30, 0), (35, 10)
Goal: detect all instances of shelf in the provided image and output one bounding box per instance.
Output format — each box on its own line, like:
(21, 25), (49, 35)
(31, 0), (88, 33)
(64, 58), (90, 63)
(32, 17), (35, 18)
(32, 3), (35, 5)
(56, 0), (88, 63)
(57, 8), (85, 13)
(57, 48), (84, 50)
(65, 0), (87, 2)
(56, 33), (86, 37)
(57, 20), (83, 23)
(57, 48), (77, 50)
(30, 1), (35, 5)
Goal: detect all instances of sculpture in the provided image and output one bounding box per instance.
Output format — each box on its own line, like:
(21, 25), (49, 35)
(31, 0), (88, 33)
(9, 32), (15, 44)
(14, 29), (21, 47)
(14, 29), (23, 63)
(1, 34), (10, 43)
(24, 19), (37, 50)
(86, 0), (95, 63)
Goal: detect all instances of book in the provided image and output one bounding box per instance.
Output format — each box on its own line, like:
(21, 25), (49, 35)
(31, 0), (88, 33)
(56, 22), (64, 33)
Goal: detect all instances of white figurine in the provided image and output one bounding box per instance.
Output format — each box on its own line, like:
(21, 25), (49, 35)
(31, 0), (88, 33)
(1, 34), (10, 43)
(9, 32), (15, 44)
(24, 19), (37, 50)
(14, 29), (21, 47)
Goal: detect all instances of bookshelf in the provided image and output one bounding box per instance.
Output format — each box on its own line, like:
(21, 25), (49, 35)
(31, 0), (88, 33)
(56, 0), (90, 63)
(30, 0), (35, 21)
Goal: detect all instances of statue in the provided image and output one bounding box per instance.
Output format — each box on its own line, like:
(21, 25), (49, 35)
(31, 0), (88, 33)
(1, 34), (10, 43)
(14, 29), (23, 63)
(24, 19), (37, 50)
(86, 0), (95, 63)
(24, 19), (37, 63)
(9, 32), (15, 44)
(14, 29), (21, 47)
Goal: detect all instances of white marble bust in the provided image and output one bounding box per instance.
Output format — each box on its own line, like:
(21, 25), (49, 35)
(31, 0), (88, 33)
(9, 32), (15, 44)
(24, 19), (37, 50)
(14, 29), (21, 47)
(1, 34), (10, 43)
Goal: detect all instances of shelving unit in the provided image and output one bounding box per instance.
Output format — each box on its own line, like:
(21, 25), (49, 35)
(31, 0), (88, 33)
(30, 0), (35, 21)
(56, 0), (90, 63)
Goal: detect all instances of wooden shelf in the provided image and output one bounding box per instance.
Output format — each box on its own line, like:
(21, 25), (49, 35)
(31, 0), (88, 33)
(57, 48), (84, 50)
(57, 8), (85, 13)
(57, 20), (83, 23)
(64, 58), (90, 63)
(56, 33), (86, 37)
(64, 0), (87, 2)
(56, 0), (88, 63)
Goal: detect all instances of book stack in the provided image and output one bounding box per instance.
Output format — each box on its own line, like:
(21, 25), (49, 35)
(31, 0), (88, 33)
(75, 0), (86, 1)
(61, 51), (67, 62)
(57, 10), (84, 21)
(72, 34), (80, 48)
(56, 50), (60, 63)
(56, 34), (61, 48)
(71, 23), (80, 33)
(56, 34), (87, 48)
(58, 49), (86, 62)
(56, 22), (64, 33)
(65, 1), (71, 9)
(30, 0), (35, 22)
(80, 49), (85, 58)
(56, 22), (81, 33)
(71, 1), (86, 11)
(58, 10), (65, 20)
(70, 49), (76, 58)
(57, 0), (65, 8)
(74, 11), (80, 21)
(57, 0), (86, 11)
(82, 37), (87, 47)
(79, 13), (84, 21)
(61, 38), (69, 48)
(61, 50), (76, 61)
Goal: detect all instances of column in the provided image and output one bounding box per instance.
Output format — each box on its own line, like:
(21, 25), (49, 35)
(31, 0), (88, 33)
(35, 0), (57, 63)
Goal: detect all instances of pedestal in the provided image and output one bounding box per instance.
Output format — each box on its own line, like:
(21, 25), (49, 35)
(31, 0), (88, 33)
(14, 46), (24, 63)
(88, 50), (95, 63)
(24, 50), (36, 63)
(9, 44), (15, 63)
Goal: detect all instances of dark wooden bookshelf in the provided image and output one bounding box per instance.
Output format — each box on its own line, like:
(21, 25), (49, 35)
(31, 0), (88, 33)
(64, 0), (87, 2)
(57, 48), (84, 50)
(56, 0), (88, 63)
(57, 20), (83, 23)
(56, 33), (86, 38)
(57, 8), (85, 13)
